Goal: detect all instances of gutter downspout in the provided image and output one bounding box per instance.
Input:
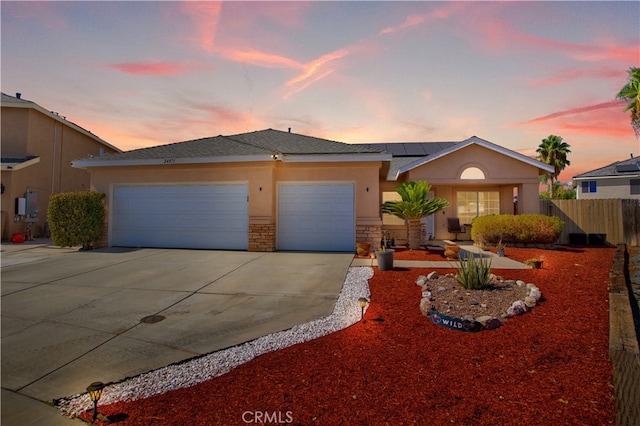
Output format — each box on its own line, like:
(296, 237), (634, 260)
(51, 118), (57, 194)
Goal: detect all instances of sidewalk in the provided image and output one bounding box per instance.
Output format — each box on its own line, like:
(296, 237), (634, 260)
(351, 242), (530, 269)
(1, 238), (79, 268)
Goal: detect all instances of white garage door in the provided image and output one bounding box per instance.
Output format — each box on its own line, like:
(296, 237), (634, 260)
(278, 183), (355, 252)
(112, 184), (248, 250)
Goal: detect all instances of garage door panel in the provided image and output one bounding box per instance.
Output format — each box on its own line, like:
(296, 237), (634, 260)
(112, 185), (248, 250)
(278, 184), (354, 252)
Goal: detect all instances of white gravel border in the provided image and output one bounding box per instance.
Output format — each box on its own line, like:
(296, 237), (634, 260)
(57, 266), (373, 417)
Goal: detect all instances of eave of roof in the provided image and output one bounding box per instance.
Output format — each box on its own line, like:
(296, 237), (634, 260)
(0, 156), (41, 171)
(573, 173), (640, 181)
(72, 155), (275, 169)
(72, 129), (390, 168)
(573, 157), (640, 180)
(1, 92), (122, 154)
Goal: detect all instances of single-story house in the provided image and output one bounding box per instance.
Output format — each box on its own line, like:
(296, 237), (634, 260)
(72, 129), (553, 252)
(572, 155), (640, 200)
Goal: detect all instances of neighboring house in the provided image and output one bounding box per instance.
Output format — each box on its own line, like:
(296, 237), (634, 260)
(573, 155), (640, 200)
(73, 129), (553, 252)
(1, 92), (121, 240)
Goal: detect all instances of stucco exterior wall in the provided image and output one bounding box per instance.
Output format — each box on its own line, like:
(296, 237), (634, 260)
(577, 178), (640, 200)
(87, 160), (384, 249)
(382, 144), (544, 241)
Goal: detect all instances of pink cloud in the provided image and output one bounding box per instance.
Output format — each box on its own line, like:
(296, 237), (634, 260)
(527, 67), (626, 88)
(452, 3), (639, 65)
(285, 49), (350, 87)
(216, 48), (303, 70)
(513, 100), (625, 127)
(216, 45), (353, 100)
(105, 60), (212, 76)
(180, 1), (222, 52)
(512, 100), (636, 139)
(379, 3), (464, 35)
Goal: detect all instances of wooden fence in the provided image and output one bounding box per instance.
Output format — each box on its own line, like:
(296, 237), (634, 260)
(540, 199), (640, 246)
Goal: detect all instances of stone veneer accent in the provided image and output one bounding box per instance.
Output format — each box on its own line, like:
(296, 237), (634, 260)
(249, 223), (276, 252)
(356, 224), (381, 250)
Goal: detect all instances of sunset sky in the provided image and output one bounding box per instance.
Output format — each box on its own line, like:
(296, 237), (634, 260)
(2, 1), (639, 183)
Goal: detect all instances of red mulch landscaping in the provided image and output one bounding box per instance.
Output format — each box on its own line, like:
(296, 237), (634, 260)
(87, 247), (616, 425)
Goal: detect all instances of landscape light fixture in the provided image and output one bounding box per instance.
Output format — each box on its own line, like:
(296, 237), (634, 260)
(358, 297), (369, 321)
(86, 381), (105, 422)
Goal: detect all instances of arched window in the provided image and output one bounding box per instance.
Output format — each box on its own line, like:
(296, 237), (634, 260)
(460, 167), (485, 180)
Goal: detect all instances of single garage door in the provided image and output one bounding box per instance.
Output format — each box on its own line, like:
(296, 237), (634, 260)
(278, 183), (355, 252)
(112, 184), (248, 250)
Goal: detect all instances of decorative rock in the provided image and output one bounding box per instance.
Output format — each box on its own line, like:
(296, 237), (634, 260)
(484, 317), (503, 330)
(516, 280), (526, 287)
(480, 304), (488, 309)
(427, 271), (439, 280)
(507, 300), (527, 316)
(524, 296), (537, 308)
(419, 298), (432, 316)
(416, 275), (427, 286)
(470, 300), (479, 306)
(422, 291), (432, 300)
(462, 315), (475, 322)
(476, 316), (492, 326)
(529, 288), (542, 301)
(437, 287), (447, 292)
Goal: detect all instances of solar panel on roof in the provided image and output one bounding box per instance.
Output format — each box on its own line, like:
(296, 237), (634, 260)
(615, 162), (640, 172)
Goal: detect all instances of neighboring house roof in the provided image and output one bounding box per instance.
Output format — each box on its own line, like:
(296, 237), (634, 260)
(72, 129), (391, 168)
(1, 92), (122, 154)
(573, 156), (640, 180)
(356, 136), (554, 180)
(0, 156), (40, 171)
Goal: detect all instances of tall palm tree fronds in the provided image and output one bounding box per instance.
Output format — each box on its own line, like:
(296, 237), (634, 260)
(381, 181), (448, 249)
(536, 135), (571, 194)
(616, 67), (640, 138)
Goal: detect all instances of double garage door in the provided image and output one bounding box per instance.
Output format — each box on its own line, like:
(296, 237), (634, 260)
(111, 183), (355, 252)
(112, 185), (249, 250)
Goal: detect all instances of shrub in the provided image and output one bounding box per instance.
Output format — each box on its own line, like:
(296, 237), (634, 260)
(455, 253), (493, 290)
(471, 214), (563, 245)
(48, 191), (105, 249)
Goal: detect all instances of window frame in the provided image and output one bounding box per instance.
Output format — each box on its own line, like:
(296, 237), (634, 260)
(456, 191), (500, 224)
(581, 181), (597, 193)
(381, 191), (405, 226)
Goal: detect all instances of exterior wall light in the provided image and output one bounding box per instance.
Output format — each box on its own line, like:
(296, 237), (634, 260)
(86, 381), (105, 422)
(358, 297), (369, 321)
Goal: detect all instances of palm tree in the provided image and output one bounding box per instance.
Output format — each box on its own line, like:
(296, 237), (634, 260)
(536, 135), (571, 194)
(616, 67), (640, 138)
(381, 181), (448, 250)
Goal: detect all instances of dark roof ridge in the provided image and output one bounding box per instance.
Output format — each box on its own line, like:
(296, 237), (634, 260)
(221, 129), (279, 154)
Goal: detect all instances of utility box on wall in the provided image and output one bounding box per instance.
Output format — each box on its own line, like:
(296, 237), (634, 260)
(25, 191), (38, 216)
(15, 198), (26, 215)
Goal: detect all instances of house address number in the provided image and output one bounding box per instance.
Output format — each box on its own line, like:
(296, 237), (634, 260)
(163, 158), (176, 164)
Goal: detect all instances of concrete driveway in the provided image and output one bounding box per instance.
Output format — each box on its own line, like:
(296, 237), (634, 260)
(1, 241), (353, 425)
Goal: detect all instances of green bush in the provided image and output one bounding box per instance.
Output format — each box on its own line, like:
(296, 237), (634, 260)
(455, 253), (493, 290)
(471, 214), (564, 245)
(48, 191), (105, 249)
